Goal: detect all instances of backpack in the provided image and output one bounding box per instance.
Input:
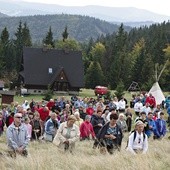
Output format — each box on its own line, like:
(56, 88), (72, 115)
(125, 130), (146, 149)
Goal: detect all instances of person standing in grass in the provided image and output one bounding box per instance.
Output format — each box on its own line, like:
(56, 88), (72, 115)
(6, 113), (30, 157)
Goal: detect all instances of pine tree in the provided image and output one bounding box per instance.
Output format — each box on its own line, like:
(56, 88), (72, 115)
(62, 26), (69, 42)
(85, 61), (105, 88)
(22, 22), (32, 47)
(109, 24), (129, 89)
(43, 26), (55, 48)
(14, 21), (23, 72)
(0, 27), (9, 45)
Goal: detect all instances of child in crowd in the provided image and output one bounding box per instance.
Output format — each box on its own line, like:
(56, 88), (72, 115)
(24, 117), (32, 140)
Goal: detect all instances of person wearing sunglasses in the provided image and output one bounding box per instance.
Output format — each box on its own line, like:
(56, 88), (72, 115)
(6, 113), (30, 157)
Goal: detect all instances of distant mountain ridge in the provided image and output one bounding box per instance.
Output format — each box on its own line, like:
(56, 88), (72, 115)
(0, 0), (169, 24)
(0, 14), (131, 42)
(0, 11), (8, 18)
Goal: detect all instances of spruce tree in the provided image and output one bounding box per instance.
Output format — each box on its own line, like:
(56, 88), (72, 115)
(62, 26), (69, 42)
(0, 27), (9, 45)
(22, 22), (32, 47)
(14, 21), (23, 72)
(85, 61), (105, 88)
(43, 26), (55, 48)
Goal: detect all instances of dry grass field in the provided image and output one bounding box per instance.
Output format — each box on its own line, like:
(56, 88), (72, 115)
(0, 132), (170, 170)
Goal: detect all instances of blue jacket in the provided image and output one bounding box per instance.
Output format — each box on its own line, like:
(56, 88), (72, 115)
(154, 119), (166, 137)
(6, 123), (29, 150)
(145, 119), (156, 137)
(45, 118), (58, 136)
(167, 106), (170, 116)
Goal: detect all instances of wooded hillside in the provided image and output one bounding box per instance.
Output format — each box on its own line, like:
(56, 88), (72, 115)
(0, 18), (169, 91)
(0, 14), (131, 42)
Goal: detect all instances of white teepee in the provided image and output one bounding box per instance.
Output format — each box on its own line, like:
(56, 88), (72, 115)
(149, 62), (168, 105)
(149, 82), (165, 105)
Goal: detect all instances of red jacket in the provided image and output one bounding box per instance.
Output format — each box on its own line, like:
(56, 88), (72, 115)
(38, 107), (49, 121)
(80, 121), (95, 138)
(86, 107), (94, 115)
(47, 101), (55, 110)
(145, 96), (156, 108)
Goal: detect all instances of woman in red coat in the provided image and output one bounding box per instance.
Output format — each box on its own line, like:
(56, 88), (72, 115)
(80, 115), (95, 140)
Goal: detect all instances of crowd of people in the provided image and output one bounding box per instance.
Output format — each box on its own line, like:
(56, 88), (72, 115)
(0, 92), (169, 157)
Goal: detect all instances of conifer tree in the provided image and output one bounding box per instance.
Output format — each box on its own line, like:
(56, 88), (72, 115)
(62, 26), (69, 42)
(43, 26), (55, 48)
(22, 22), (32, 47)
(85, 61), (105, 88)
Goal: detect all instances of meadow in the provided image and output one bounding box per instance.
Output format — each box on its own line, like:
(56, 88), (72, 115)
(0, 132), (170, 170)
(0, 89), (170, 170)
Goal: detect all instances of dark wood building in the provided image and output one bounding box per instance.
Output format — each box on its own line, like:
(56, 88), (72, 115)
(0, 91), (15, 105)
(19, 47), (84, 94)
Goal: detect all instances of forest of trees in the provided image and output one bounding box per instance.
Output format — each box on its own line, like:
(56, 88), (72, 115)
(0, 20), (169, 91)
(0, 14), (130, 42)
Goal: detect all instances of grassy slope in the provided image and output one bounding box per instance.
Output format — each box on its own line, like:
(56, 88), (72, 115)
(0, 133), (170, 170)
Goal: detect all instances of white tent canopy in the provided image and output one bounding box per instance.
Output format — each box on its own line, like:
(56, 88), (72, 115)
(149, 82), (165, 105)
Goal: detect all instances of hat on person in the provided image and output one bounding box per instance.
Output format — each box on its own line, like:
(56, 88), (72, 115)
(14, 113), (22, 118)
(135, 120), (144, 126)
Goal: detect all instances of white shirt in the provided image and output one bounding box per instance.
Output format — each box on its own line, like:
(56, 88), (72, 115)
(134, 102), (143, 112)
(106, 112), (112, 121)
(127, 131), (148, 155)
(113, 101), (119, 110)
(118, 100), (126, 110)
(141, 106), (151, 116)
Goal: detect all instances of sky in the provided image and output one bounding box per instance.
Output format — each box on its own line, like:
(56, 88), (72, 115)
(22, 0), (170, 16)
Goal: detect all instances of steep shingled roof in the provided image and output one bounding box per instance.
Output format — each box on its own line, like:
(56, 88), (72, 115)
(21, 47), (84, 88)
